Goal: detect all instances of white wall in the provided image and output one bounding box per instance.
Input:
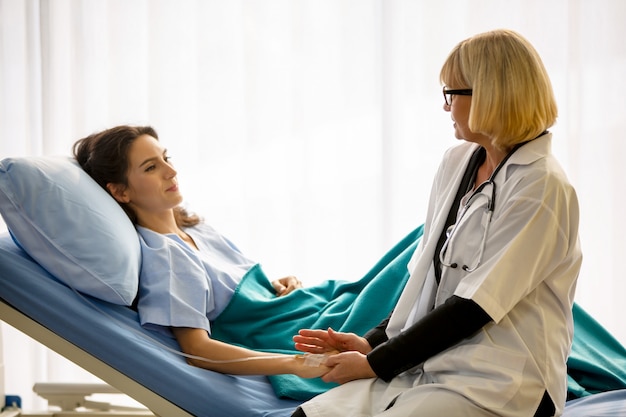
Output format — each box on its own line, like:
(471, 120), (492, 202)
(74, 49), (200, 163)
(1, 0), (626, 410)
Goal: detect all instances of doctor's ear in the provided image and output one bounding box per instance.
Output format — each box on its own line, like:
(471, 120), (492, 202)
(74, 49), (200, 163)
(106, 182), (130, 204)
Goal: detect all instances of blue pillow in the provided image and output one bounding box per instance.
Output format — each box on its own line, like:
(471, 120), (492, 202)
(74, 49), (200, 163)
(0, 156), (140, 305)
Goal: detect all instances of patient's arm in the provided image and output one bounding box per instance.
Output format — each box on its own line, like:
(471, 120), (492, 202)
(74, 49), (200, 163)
(172, 327), (328, 378)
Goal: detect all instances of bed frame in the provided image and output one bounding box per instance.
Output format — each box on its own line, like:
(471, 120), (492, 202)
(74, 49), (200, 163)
(0, 301), (179, 417)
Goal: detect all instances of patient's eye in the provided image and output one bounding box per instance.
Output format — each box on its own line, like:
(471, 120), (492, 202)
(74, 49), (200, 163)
(142, 153), (172, 172)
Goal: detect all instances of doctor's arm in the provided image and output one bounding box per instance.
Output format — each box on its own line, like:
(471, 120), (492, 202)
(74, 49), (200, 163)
(367, 295), (490, 381)
(309, 295), (491, 384)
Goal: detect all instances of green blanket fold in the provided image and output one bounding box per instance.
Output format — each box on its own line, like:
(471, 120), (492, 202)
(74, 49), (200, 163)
(212, 225), (423, 399)
(212, 223), (626, 401)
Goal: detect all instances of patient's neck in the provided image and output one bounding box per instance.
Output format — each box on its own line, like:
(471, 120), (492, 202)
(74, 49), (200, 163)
(136, 211), (179, 236)
(137, 210), (199, 250)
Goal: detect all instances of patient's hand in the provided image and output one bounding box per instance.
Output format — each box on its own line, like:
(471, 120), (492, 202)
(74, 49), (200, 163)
(272, 276), (302, 296)
(293, 328), (372, 355)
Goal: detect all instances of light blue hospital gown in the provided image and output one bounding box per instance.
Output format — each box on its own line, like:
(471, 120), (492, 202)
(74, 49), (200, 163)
(136, 223), (257, 337)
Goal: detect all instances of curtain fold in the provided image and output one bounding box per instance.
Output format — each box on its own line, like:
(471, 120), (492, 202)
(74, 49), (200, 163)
(1, 0), (625, 410)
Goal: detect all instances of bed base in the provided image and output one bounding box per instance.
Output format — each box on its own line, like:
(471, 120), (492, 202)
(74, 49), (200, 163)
(0, 300), (189, 417)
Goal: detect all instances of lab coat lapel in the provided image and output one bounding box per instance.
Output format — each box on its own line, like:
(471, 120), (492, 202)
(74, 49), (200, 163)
(386, 144), (477, 338)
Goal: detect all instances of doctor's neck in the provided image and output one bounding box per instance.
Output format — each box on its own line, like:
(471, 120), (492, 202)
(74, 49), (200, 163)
(475, 143), (508, 185)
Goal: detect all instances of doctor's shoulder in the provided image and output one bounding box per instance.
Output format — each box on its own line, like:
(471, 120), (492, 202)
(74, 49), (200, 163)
(435, 142), (481, 180)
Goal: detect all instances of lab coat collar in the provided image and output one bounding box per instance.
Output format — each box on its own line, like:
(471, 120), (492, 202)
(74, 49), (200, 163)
(502, 132), (552, 177)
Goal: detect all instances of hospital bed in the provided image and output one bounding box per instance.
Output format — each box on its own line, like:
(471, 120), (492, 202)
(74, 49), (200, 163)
(0, 234), (303, 416)
(1, 156), (626, 416)
(4, 234), (626, 417)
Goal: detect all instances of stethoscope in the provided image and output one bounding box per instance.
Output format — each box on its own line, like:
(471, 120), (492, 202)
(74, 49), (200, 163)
(438, 140), (529, 272)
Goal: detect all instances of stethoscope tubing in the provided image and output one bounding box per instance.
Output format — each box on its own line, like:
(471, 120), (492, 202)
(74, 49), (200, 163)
(438, 139), (531, 272)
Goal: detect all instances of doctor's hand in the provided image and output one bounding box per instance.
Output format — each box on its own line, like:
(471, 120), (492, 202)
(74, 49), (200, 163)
(293, 328), (372, 355)
(321, 351), (376, 384)
(272, 276), (302, 296)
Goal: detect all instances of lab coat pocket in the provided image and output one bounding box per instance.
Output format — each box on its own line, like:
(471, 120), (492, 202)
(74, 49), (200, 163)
(423, 344), (527, 409)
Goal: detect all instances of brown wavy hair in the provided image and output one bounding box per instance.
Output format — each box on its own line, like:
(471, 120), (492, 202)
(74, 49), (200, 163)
(73, 125), (200, 227)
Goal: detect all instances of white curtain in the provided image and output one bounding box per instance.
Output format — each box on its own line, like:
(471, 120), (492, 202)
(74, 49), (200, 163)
(1, 0), (625, 410)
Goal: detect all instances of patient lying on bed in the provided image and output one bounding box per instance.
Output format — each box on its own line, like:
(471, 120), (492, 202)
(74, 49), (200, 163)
(72, 124), (329, 379)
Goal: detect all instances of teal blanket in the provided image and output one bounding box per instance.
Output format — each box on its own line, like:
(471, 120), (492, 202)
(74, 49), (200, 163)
(212, 224), (626, 401)
(567, 303), (626, 398)
(212, 225), (423, 399)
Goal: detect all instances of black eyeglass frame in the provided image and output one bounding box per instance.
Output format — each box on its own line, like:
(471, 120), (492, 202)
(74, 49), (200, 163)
(443, 87), (473, 106)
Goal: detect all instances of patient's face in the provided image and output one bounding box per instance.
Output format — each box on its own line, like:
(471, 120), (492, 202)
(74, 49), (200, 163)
(121, 134), (183, 221)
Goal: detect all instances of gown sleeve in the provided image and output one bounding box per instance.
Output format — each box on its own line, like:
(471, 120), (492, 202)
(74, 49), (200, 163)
(136, 227), (215, 337)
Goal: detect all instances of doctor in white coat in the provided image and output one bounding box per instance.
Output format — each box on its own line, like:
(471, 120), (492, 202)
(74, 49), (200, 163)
(292, 29), (582, 417)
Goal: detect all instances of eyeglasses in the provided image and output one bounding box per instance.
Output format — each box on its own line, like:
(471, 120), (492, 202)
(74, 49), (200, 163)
(443, 87), (473, 106)
(439, 179), (495, 272)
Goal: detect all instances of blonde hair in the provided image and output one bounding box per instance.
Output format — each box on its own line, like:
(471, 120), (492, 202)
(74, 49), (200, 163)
(440, 29), (557, 150)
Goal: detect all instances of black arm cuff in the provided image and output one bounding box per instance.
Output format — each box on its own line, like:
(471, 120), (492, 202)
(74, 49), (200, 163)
(366, 295), (491, 382)
(364, 314), (390, 348)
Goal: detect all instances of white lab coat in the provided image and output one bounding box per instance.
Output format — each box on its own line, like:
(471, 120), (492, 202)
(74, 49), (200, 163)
(301, 133), (582, 417)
